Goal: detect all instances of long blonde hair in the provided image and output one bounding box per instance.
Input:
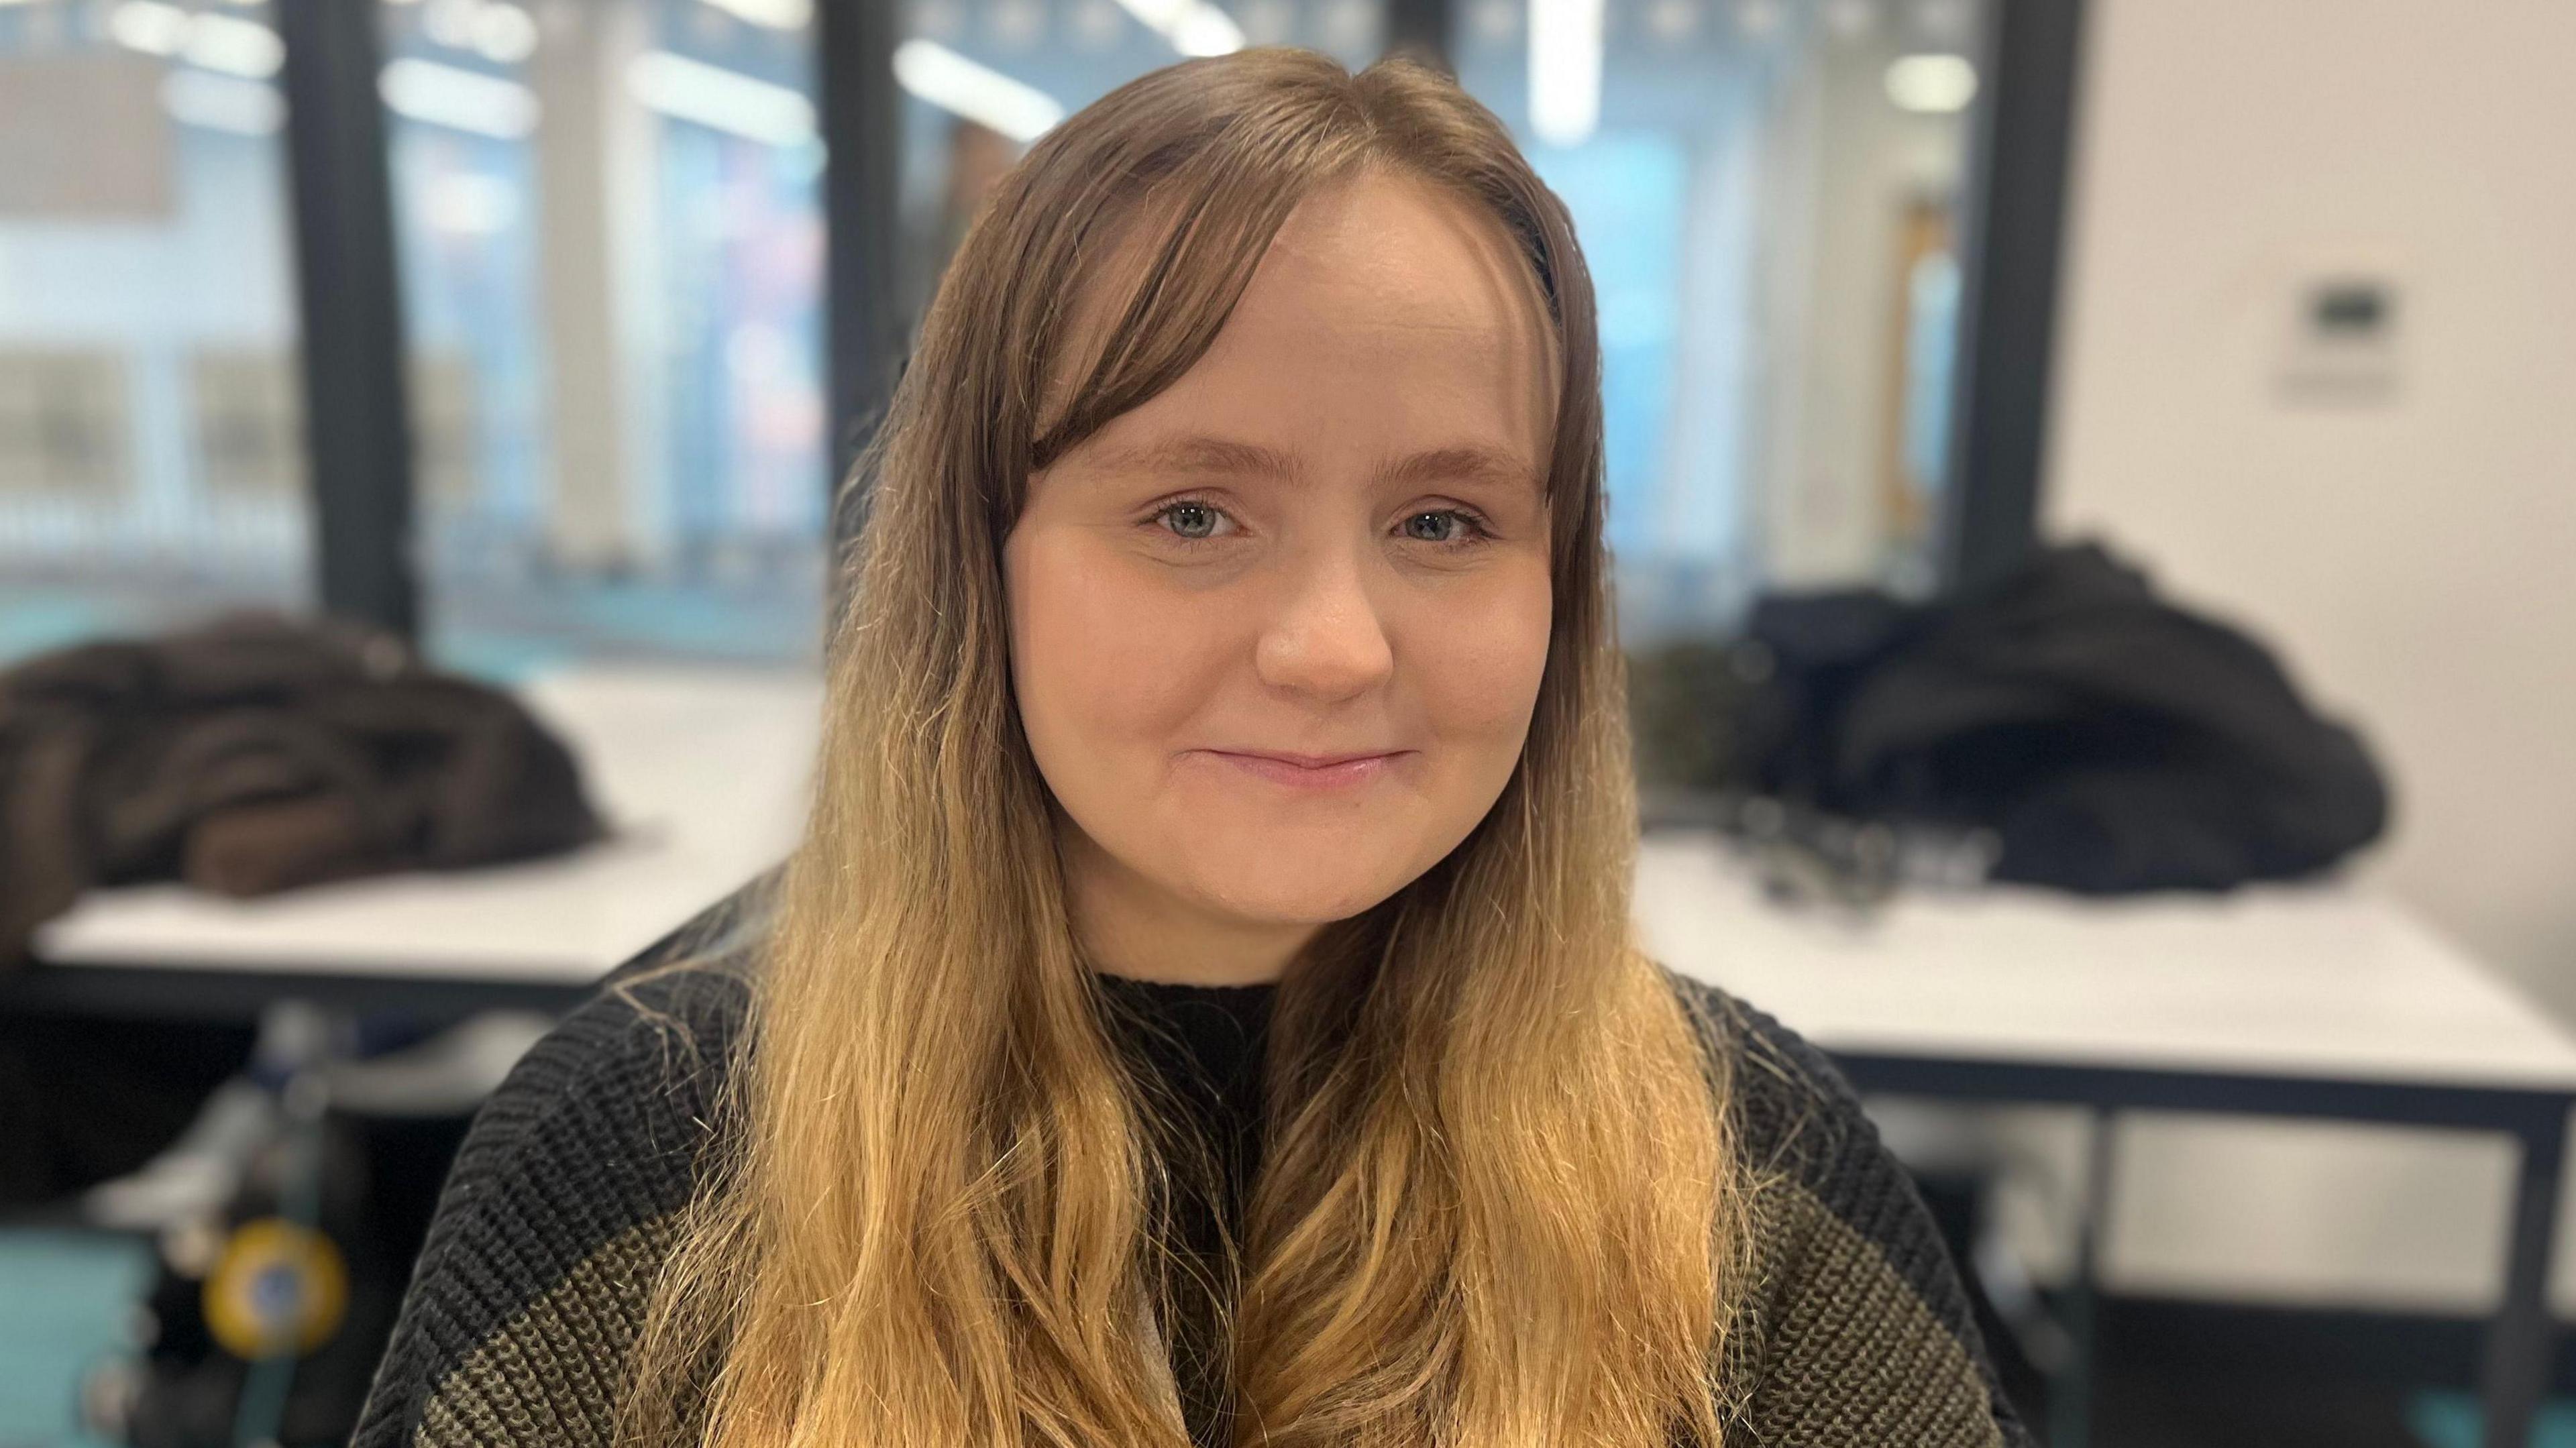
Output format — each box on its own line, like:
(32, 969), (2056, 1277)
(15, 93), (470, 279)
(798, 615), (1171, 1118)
(621, 47), (1751, 1448)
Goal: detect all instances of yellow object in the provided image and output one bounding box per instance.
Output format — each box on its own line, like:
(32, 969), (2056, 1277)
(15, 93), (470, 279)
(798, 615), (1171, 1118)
(204, 1218), (348, 1359)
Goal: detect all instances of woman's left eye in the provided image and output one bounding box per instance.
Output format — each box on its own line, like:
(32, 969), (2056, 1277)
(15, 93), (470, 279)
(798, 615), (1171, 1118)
(1399, 509), (1487, 544)
(1152, 500), (1233, 541)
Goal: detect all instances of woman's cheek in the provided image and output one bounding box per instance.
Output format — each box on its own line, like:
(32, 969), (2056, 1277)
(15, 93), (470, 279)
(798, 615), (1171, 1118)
(1424, 565), (1553, 746)
(1034, 546), (1222, 757)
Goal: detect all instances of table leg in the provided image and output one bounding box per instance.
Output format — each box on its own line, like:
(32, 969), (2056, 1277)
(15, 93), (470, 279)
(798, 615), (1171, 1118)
(2048, 1107), (2116, 1448)
(2482, 1102), (2569, 1448)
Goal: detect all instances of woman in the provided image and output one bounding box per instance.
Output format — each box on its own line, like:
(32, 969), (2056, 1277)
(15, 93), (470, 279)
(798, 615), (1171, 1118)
(354, 48), (2030, 1448)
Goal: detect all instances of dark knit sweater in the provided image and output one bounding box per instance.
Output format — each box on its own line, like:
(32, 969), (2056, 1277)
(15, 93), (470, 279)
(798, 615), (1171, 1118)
(1095, 974), (1276, 1448)
(352, 887), (2034, 1447)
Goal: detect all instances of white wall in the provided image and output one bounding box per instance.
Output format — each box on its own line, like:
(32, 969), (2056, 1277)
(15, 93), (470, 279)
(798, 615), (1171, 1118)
(2035, 0), (2576, 1309)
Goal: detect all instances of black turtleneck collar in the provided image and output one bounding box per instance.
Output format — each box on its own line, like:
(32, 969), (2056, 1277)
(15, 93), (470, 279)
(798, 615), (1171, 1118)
(1093, 972), (1277, 1092)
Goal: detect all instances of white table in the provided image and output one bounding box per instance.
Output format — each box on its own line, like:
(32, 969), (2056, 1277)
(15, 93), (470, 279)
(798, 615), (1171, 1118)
(7, 664), (821, 1019)
(1635, 828), (2576, 1448)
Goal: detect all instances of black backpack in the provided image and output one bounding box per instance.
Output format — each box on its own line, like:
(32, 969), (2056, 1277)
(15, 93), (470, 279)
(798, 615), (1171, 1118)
(1725, 541), (2389, 894)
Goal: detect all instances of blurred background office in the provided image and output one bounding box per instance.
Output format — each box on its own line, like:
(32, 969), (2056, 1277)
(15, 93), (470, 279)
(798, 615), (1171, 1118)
(0, 0), (2004, 669)
(0, 0), (2571, 1445)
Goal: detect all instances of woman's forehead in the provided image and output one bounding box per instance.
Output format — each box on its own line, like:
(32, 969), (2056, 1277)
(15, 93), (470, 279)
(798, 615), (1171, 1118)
(1260, 172), (1553, 341)
(1040, 169), (1560, 453)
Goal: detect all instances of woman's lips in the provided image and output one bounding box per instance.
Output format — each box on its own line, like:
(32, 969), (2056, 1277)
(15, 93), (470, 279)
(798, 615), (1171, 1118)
(1201, 749), (1413, 791)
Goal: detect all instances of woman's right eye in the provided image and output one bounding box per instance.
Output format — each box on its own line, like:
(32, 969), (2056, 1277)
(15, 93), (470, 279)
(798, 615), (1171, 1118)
(1154, 500), (1232, 541)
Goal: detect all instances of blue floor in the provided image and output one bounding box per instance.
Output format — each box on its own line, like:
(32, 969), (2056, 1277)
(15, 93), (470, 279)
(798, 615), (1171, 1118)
(0, 1231), (154, 1448)
(2410, 1392), (2576, 1448)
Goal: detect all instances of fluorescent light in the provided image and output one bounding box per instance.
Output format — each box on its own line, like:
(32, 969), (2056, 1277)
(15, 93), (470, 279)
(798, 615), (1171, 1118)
(470, 2), (538, 63)
(1112, 0), (1187, 27)
(1170, 4), (1244, 55)
(183, 11), (282, 77)
(1884, 52), (1977, 112)
(380, 57), (541, 137)
(1112, 0), (1244, 55)
(108, 0), (191, 56)
(701, 0), (812, 30)
(113, 4), (286, 78)
(891, 38), (1064, 142)
(160, 68), (284, 135)
(627, 50), (815, 146)
(420, 0), (472, 47)
(1529, 0), (1603, 146)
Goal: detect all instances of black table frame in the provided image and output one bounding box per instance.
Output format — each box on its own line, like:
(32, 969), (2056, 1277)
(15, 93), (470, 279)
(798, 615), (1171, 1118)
(1835, 1050), (2573, 1448)
(0, 956), (596, 1025)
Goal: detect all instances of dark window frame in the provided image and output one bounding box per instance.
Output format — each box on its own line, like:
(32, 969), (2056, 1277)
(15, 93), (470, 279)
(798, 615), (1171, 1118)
(1939, 0), (2090, 594)
(276, 0), (417, 638)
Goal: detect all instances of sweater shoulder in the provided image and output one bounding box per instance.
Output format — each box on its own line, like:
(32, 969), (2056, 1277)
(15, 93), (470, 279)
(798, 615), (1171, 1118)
(1658, 964), (1902, 1207)
(350, 881), (768, 1447)
(432, 883), (763, 1229)
(1657, 964), (2035, 1447)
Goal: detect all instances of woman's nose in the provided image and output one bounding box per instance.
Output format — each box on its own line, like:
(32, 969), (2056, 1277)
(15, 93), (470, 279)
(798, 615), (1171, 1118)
(1254, 544), (1396, 702)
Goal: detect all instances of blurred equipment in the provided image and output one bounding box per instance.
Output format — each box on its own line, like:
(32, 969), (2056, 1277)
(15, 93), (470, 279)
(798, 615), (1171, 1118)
(1659, 540), (2390, 894)
(0, 612), (604, 964)
(76, 1006), (521, 1448)
(202, 1217), (350, 1365)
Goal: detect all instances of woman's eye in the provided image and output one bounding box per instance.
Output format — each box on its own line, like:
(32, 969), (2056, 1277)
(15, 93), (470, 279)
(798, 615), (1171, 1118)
(1154, 500), (1232, 541)
(1401, 509), (1483, 544)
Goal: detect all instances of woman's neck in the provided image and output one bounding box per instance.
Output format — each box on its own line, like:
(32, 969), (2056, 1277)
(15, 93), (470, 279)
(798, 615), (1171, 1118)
(1060, 822), (1318, 987)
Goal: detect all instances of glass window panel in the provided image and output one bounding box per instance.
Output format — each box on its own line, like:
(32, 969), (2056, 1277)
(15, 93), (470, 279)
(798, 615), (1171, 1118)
(895, 0), (1985, 645)
(383, 0), (829, 677)
(364, 0), (1983, 670)
(893, 0), (1387, 332)
(1457, 0), (1992, 639)
(0, 0), (308, 663)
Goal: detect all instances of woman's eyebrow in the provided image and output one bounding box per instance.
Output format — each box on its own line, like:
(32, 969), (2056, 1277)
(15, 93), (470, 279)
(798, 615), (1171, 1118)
(1091, 433), (1542, 495)
(1375, 444), (1546, 497)
(1088, 434), (1301, 482)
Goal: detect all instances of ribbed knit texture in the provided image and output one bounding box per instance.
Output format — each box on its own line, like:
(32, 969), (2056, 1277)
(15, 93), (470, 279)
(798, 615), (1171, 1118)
(353, 891), (2035, 1447)
(1095, 973), (1276, 1448)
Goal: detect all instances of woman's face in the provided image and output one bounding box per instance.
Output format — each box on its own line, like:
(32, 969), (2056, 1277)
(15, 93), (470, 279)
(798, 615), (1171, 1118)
(1003, 170), (1558, 944)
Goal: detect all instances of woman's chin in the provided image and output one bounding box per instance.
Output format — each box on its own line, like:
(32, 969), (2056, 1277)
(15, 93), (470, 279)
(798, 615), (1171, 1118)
(1191, 865), (1409, 929)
